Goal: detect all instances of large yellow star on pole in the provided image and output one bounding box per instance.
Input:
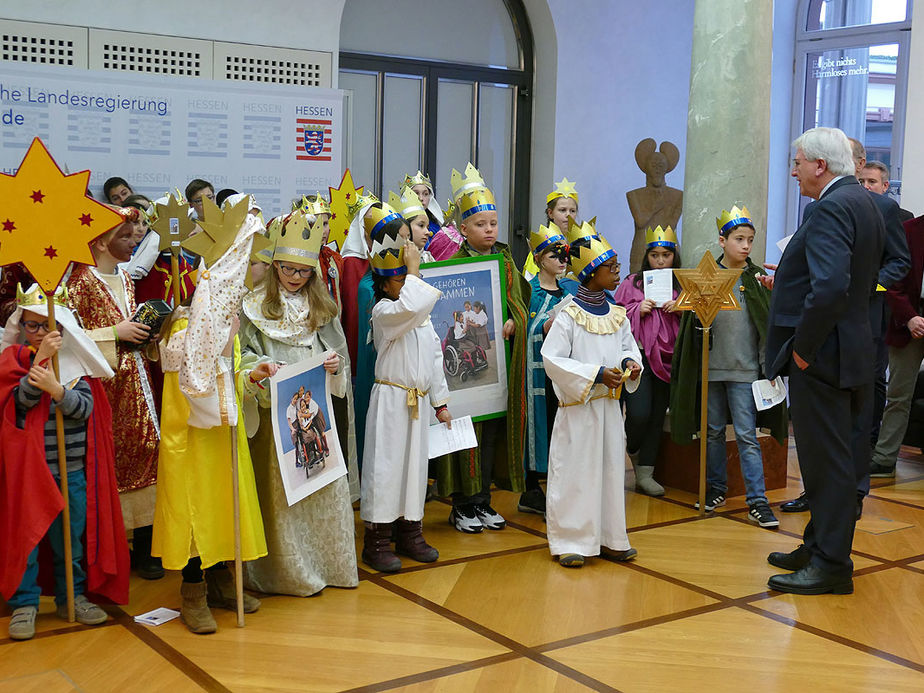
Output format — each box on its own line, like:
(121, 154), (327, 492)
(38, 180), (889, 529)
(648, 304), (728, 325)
(0, 137), (124, 292)
(328, 169), (363, 251)
(673, 250), (742, 327)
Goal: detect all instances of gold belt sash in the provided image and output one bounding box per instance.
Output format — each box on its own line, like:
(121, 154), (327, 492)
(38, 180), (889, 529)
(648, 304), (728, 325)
(375, 379), (429, 419)
(559, 386), (622, 408)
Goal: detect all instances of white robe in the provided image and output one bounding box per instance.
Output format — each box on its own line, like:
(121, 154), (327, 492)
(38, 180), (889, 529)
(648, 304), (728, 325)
(361, 275), (449, 523)
(541, 300), (643, 556)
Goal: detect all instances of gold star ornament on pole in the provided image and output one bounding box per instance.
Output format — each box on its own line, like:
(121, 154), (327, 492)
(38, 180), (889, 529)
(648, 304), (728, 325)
(673, 251), (742, 328)
(673, 250), (743, 515)
(0, 137), (124, 292)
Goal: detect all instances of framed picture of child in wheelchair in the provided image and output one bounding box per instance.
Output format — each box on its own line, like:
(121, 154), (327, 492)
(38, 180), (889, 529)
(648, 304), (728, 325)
(269, 351), (348, 506)
(420, 254), (509, 423)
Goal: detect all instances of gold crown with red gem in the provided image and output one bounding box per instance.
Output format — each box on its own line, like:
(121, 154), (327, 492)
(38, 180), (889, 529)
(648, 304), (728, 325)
(566, 218), (615, 283)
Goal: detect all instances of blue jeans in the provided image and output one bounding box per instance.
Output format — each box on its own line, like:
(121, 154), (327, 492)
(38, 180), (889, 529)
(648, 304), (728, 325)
(706, 381), (768, 505)
(7, 470), (87, 608)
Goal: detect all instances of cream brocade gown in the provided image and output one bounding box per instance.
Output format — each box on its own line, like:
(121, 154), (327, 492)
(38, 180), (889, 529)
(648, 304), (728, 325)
(239, 287), (358, 596)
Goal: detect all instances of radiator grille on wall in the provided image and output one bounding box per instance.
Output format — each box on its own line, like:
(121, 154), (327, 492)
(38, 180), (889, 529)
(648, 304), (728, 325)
(0, 19), (87, 68)
(214, 42), (330, 86)
(0, 20), (332, 87)
(89, 29), (211, 77)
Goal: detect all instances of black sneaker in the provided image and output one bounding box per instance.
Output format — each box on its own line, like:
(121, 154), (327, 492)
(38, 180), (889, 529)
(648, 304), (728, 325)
(474, 504), (506, 530)
(693, 488), (726, 511)
(449, 505), (483, 534)
(748, 503), (780, 528)
(517, 488), (546, 515)
(869, 462), (896, 478)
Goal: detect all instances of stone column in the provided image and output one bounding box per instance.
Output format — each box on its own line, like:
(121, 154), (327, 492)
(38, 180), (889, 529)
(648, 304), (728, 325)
(681, 0), (774, 266)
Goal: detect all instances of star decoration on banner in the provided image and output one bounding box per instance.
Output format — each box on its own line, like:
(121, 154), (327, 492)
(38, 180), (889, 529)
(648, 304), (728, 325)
(328, 169), (363, 252)
(182, 196), (250, 267)
(0, 137), (124, 292)
(673, 250), (742, 327)
(150, 194), (197, 253)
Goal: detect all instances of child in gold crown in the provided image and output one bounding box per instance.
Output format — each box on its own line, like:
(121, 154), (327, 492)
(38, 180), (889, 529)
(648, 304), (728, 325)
(1, 284), (128, 640)
(541, 221), (642, 567)
(670, 206), (787, 527)
(360, 233), (451, 571)
(437, 165), (530, 533)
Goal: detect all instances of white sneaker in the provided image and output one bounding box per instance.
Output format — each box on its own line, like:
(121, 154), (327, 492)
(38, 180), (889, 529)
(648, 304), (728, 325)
(449, 506), (483, 533)
(474, 504), (506, 530)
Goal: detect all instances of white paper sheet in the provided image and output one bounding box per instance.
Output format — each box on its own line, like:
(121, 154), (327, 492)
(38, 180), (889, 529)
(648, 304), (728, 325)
(643, 269), (673, 306)
(776, 234), (794, 253)
(134, 607), (180, 626)
(752, 378), (787, 411)
(428, 415), (478, 459)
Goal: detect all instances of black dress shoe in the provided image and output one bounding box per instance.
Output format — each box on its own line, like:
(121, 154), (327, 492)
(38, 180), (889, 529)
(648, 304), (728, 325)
(767, 544), (811, 571)
(780, 493), (809, 513)
(768, 563), (853, 595)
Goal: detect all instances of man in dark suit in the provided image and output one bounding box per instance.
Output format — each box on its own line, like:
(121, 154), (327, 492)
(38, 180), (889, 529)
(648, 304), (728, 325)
(779, 145), (910, 514)
(764, 127), (885, 595)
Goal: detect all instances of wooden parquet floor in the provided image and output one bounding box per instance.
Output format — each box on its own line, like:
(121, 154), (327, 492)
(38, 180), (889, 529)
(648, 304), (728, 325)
(3, 446), (924, 692)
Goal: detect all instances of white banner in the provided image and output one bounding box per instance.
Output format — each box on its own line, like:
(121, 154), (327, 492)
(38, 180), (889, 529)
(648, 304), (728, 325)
(0, 62), (344, 218)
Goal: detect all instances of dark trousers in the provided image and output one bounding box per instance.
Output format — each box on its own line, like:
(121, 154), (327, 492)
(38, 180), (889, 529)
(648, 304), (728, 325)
(789, 367), (867, 577)
(452, 417), (502, 507)
(623, 357), (670, 468)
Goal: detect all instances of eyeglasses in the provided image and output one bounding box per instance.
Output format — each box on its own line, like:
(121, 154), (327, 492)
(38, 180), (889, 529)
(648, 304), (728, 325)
(598, 261), (621, 274)
(279, 264), (314, 278)
(22, 320), (51, 334)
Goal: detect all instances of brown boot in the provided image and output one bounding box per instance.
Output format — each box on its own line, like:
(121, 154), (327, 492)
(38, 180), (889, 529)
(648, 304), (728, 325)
(205, 566), (261, 613)
(361, 522), (402, 572)
(395, 518), (439, 563)
(180, 581), (217, 634)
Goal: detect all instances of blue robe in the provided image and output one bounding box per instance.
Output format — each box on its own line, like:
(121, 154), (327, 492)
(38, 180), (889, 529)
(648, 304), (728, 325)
(354, 271), (376, 466)
(525, 274), (578, 473)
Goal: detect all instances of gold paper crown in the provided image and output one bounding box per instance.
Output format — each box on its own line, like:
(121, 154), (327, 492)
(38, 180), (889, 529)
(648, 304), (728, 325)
(273, 211), (324, 268)
(529, 222), (567, 255)
(546, 177), (579, 205)
(458, 187), (496, 221)
(716, 205), (753, 233)
(645, 225), (678, 248)
(298, 192), (331, 217)
(346, 191), (379, 223)
(450, 162), (486, 202)
(566, 218), (615, 283)
(363, 202), (404, 242)
(254, 215), (283, 264)
(402, 170), (432, 191)
(369, 233), (407, 276)
(388, 186), (427, 221)
(16, 282), (68, 308)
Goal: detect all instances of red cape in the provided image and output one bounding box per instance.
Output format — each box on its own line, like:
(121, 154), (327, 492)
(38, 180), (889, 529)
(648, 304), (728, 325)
(340, 256), (369, 375)
(0, 345), (129, 604)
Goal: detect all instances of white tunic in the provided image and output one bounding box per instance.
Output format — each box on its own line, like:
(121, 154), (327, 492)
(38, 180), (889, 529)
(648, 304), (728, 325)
(361, 275), (449, 523)
(541, 300), (643, 556)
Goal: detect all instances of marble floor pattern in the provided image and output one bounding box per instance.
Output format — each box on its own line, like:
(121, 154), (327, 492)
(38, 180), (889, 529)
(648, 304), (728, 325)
(2, 446), (923, 692)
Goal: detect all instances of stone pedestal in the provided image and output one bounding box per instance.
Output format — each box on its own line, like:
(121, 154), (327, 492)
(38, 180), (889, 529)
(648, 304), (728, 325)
(680, 0), (774, 266)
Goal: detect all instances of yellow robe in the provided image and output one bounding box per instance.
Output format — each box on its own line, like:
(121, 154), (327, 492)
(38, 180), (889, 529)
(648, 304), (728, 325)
(152, 317), (268, 570)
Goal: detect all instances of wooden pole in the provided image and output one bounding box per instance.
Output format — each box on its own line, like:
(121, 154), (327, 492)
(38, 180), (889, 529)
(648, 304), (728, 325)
(698, 326), (711, 517)
(170, 252), (182, 308)
(230, 423), (244, 627)
(46, 296), (75, 622)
